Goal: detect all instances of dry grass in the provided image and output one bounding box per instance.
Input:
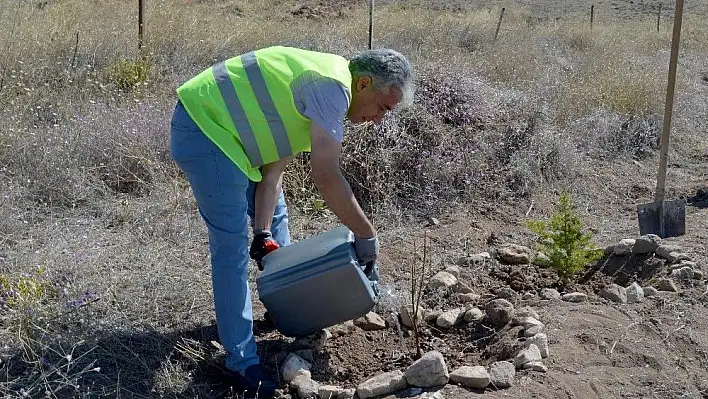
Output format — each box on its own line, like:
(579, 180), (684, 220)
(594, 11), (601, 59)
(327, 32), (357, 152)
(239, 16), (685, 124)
(1, 0), (707, 397)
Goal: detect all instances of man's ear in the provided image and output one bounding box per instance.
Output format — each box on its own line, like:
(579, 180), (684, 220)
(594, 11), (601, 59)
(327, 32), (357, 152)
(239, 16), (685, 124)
(355, 76), (372, 93)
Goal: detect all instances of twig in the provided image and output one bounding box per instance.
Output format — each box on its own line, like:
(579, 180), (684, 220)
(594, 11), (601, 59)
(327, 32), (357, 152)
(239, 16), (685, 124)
(70, 31), (79, 72)
(608, 321), (638, 355)
(525, 200), (535, 217)
(410, 231), (431, 359)
(46, 297), (102, 322)
(661, 324), (685, 343)
(493, 7), (505, 43)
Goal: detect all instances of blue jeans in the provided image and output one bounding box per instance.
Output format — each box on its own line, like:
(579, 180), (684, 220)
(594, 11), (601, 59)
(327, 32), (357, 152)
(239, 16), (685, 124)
(170, 101), (290, 372)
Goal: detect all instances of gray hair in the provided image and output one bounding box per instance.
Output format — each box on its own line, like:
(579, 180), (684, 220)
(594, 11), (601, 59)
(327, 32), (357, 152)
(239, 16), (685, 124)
(349, 49), (414, 107)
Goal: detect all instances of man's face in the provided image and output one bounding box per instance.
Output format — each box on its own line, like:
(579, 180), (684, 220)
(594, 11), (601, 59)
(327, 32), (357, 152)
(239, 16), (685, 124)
(347, 76), (403, 125)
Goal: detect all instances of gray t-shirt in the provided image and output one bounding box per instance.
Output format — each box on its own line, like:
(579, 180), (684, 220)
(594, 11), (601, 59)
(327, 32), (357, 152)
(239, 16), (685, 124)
(292, 72), (350, 143)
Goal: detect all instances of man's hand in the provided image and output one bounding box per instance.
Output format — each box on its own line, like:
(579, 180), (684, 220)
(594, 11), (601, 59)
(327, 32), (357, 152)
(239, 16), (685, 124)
(354, 235), (379, 266)
(249, 230), (280, 270)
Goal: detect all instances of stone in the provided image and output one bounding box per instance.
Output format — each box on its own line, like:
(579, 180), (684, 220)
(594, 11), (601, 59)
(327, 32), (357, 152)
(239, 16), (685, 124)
(524, 317), (544, 328)
(522, 361), (548, 372)
(613, 239), (635, 255)
(655, 244), (683, 260)
(463, 307), (484, 323)
(643, 286), (660, 297)
(428, 271), (458, 290)
(514, 344), (542, 369)
(673, 253), (692, 262)
(540, 288), (561, 300)
(600, 284), (628, 304)
(694, 270), (704, 280)
(387, 312), (401, 332)
(456, 293), (481, 303)
(329, 321), (355, 336)
(294, 349), (314, 363)
(604, 244), (616, 256)
(338, 388), (355, 399)
(656, 278), (679, 292)
(444, 265), (461, 278)
(318, 385), (340, 399)
(512, 316), (542, 328)
(404, 351), (449, 387)
(291, 375), (319, 398)
(421, 392), (444, 399)
(496, 287), (519, 300)
(676, 260), (698, 270)
(526, 333), (549, 358)
(521, 292), (536, 300)
(292, 329), (330, 351)
(428, 217), (440, 226)
(514, 306), (540, 320)
(496, 244), (534, 264)
(424, 310), (442, 323)
(281, 353), (312, 382)
(561, 292), (588, 303)
(633, 234), (661, 254)
(450, 366), (490, 389)
(626, 282), (644, 303)
(533, 252), (551, 267)
(486, 299), (515, 325)
(524, 324), (544, 337)
(671, 266), (694, 280)
(663, 252), (679, 263)
(436, 308), (463, 329)
(354, 312), (387, 330)
(292, 369), (311, 380)
(356, 370), (408, 399)
(489, 361), (515, 388)
(400, 305), (424, 329)
(457, 252), (491, 266)
(392, 387), (423, 397)
(474, 252), (492, 259)
(453, 281), (475, 294)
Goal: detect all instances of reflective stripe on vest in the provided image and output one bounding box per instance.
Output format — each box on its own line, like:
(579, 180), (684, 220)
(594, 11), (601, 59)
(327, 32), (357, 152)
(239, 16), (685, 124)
(212, 61), (263, 166)
(212, 52), (293, 167)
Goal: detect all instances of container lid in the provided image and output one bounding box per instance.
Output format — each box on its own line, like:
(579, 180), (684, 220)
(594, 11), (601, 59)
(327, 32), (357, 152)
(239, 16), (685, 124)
(259, 226), (355, 278)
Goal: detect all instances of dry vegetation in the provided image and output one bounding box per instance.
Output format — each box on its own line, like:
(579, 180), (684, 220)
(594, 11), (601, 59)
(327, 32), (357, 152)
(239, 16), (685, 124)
(1, 0), (707, 397)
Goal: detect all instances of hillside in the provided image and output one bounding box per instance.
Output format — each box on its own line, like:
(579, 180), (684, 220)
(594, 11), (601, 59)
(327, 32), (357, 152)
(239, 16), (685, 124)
(1, 0), (707, 398)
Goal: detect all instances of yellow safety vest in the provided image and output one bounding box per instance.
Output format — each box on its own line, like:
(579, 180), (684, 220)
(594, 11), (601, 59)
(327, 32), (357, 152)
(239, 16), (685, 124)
(177, 46), (353, 181)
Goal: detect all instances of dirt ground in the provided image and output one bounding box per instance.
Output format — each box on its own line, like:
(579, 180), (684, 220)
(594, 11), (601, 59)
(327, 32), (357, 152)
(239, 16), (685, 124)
(245, 192), (708, 398)
(242, 158), (708, 397)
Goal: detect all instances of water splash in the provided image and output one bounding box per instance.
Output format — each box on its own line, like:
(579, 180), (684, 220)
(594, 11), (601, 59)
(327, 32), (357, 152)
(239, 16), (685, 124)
(376, 283), (404, 311)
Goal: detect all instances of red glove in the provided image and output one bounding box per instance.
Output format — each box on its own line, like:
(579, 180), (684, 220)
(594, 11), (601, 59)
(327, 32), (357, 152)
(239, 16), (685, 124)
(249, 230), (280, 270)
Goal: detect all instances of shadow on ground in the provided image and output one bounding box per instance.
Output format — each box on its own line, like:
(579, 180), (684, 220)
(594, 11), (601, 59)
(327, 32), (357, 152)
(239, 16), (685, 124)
(1, 319), (289, 398)
(687, 187), (708, 209)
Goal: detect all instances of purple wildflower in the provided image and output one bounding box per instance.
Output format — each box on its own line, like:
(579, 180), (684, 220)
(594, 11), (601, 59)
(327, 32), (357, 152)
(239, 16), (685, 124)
(65, 290), (100, 309)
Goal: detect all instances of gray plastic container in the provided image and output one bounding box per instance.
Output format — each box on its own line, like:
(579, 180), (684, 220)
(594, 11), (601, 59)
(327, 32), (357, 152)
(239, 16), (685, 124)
(256, 226), (378, 337)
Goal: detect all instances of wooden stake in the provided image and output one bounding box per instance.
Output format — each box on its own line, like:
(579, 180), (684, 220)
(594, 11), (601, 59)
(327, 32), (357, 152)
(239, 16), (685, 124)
(138, 0), (145, 51)
(493, 7), (505, 43)
(70, 31), (79, 71)
(591, 4), (595, 32)
(368, 0), (374, 50)
(654, 0), (684, 203)
(657, 3), (662, 32)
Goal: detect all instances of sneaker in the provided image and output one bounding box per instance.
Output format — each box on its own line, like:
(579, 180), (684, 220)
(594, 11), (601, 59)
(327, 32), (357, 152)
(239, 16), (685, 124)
(226, 365), (278, 398)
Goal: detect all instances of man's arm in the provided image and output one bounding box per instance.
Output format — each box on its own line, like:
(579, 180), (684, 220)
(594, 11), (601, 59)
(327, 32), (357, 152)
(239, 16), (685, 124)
(253, 157), (292, 233)
(310, 122), (375, 239)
